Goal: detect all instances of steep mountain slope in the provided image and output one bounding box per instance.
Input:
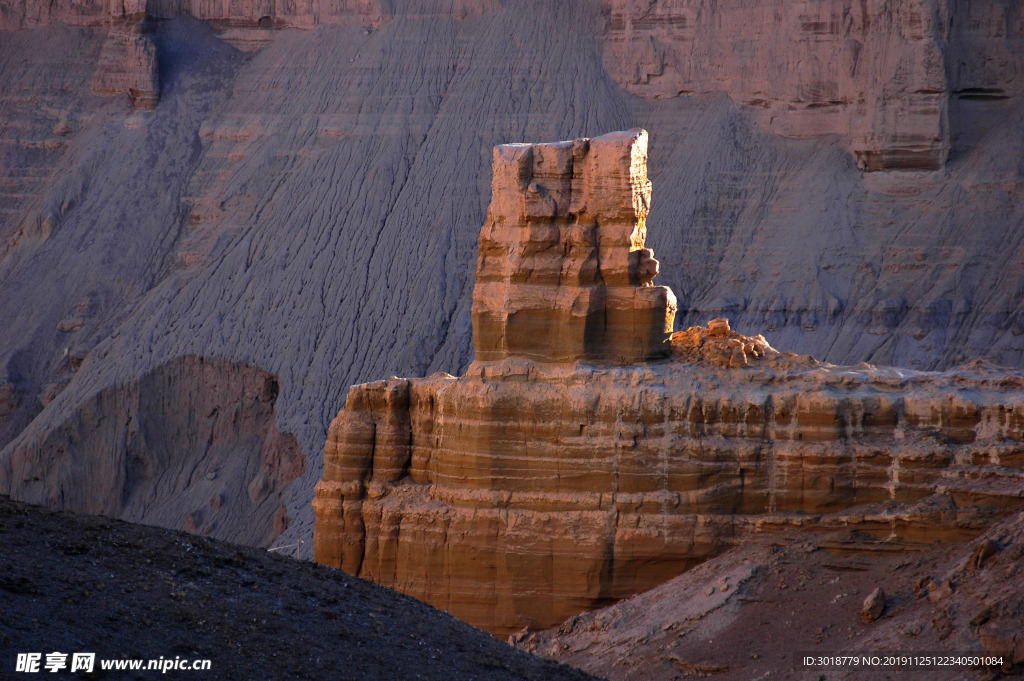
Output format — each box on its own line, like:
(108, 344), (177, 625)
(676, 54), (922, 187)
(1, 0), (1023, 552)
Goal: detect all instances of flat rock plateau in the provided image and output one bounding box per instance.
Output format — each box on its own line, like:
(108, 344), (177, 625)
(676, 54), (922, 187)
(0, 494), (597, 681)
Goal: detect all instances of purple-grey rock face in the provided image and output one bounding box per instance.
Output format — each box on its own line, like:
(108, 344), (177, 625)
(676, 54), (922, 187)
(0, 0), (1023, 551)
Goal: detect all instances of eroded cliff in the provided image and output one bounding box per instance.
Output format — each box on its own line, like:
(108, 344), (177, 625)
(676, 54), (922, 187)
(0, 0), (387, 30)
(1, 356), (305, 547)
(514, 513), (1024, 680)
(0, 0), (501, 30)
(474, 130), (676, 364)
(90, 20), (160, 110)
(3, 0), (1024, 560)
(605, 0), (1024, 171)
(313, 131), (1024, 636)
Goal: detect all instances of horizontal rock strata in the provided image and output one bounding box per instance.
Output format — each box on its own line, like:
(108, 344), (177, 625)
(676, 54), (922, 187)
(514, 514), (1024, 681)
(313, 357), (1024, 636)
(315, 129), (1024, 636)
(90, 20), (160, 110)
(473, 130), (676, 364)
(0, 0), (500, 30)
(604, 0), (1024, 171)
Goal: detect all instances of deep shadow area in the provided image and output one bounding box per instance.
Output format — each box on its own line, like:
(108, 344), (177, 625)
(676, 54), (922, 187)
(0, 356), (305, 548)
(0, 495), (599, 681)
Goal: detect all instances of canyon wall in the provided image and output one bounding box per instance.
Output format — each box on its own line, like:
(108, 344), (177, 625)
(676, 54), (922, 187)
(0, 356), (305, 547)
(0, 0), (503, 30)
(0, 0), (387, 29)
(314, 132), (1024, 635)
(606, 0), (1024, 170)
(1, 0), (1024, 557)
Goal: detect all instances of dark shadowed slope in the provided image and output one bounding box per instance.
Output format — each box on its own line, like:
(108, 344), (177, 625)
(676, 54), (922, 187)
(0, 495), (600, 681)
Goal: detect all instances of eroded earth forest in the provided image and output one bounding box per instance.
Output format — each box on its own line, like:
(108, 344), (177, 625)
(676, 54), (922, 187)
(3, 2), (1024, 680)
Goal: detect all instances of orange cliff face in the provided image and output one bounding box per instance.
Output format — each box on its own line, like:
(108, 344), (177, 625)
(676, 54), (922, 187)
(313, 130), (1024, 637)
(473, 130), (676, 364)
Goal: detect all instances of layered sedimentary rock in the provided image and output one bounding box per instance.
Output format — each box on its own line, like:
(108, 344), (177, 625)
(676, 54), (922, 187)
(143, 0), (389, 29)
(90, 21), (160, 110)
(515, 514), (1024, 680)
(605, 0), (1024, 170)
(314, 131), (1024, 636)
(314, 356), (1024, 636)
(0, 0), (501, 30)
(0, 0), (380, 29)
(0, 356), (305, 547)
(473, 130), (676, 364)
(3, 0), (1024, 565)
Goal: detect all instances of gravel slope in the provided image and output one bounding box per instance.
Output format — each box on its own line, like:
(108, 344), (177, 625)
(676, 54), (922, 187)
(0, 495), (601, 681)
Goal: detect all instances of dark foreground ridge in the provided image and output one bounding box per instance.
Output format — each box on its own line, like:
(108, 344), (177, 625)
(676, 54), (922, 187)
(0, 495), (600, 681)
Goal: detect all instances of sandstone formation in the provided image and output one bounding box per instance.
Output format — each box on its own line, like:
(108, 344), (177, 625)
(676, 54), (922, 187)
(313, 355), (1024, 636)
(605, 0), (1024, 171)
(473, 130), (676, 364)
(314, 131), (1024, 636)
(670, 317), (779, 368)
(90, 21), (160, 110)
(0, 0), (387, 29)
(2, 1), (1024, 563)
(0, 356), (305, 547)
(0, 0), (504, 30)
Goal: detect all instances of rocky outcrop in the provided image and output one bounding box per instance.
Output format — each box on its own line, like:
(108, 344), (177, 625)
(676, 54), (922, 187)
(3, 0), (1024, 579)
(515, 512), (1024, 680)
(314, 130), (1024, 636)
(143, 0), (390, 29)
(0, 356), (305, 547)
(670, 317), (779, 368)
(0, 0), (370, 29)
(0, 0), (123, 29)
(90, 21), (160, 110)
(313, 358), (1024, 636)
(604, 0), (1024, 171)
(0, 0), (502, 30)
(473, 130), (676, 364)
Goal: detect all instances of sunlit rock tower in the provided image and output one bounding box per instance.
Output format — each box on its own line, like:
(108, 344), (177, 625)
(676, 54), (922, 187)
(473, 129), (676, 363)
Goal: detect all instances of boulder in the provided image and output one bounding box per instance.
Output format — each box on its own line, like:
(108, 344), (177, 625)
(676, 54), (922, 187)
(861, 587), (886, 624)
